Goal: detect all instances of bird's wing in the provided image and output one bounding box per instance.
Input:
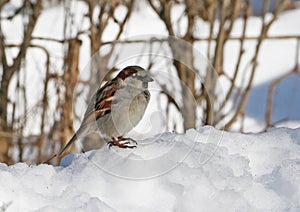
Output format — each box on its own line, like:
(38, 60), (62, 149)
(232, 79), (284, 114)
(50, 80), (124, 160)
(80, 80), (121, 127)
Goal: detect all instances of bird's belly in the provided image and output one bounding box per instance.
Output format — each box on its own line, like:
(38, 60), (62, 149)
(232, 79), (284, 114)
(97, 92), (149, 138)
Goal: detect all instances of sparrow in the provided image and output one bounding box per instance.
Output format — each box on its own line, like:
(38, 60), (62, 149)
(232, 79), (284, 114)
(55, 66), (153, 159)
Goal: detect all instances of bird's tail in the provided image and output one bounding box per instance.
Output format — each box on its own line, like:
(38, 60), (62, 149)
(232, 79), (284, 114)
(43, 132), (79, 164)
(58, 133), (78, 157)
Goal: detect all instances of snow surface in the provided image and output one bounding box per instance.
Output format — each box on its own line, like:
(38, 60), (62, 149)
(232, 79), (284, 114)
(1, 126), (300, 211)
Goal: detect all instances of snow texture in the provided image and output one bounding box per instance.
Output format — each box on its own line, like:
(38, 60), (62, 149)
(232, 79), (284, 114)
(1, 126), (300, 211)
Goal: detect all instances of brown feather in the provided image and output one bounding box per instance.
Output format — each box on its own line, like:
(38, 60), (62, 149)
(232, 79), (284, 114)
(74, 66), (140, 128)
(80, 80), (121, 127)
(115, 67), (138, 80)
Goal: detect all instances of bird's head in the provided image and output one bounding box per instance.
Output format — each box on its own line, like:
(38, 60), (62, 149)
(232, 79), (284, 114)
(116, 66), (154, 90)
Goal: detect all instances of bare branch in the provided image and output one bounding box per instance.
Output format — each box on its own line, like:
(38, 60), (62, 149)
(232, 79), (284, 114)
(265, 38), (300, 129)
(225, 0), (288, 130)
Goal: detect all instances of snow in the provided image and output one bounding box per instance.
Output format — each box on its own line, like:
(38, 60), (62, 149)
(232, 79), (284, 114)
(1, 126), (300, 211)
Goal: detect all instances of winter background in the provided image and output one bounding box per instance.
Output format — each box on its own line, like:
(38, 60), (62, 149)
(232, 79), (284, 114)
(0, 0), (300, 211)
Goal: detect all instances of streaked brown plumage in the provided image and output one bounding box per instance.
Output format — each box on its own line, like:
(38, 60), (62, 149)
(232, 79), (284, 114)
(56, 66), (153, 157)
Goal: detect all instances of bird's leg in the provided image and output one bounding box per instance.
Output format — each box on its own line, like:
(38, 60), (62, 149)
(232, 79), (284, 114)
(108, 136), (137, 148)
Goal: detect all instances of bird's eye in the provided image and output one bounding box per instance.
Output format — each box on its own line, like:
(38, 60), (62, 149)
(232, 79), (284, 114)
(132, 73), (137, 77)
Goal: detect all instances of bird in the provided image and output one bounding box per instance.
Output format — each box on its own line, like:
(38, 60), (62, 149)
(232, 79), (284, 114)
(46, 66), (153, 162)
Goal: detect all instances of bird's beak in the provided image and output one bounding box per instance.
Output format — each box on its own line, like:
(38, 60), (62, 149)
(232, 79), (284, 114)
(143, 74), (154, 83)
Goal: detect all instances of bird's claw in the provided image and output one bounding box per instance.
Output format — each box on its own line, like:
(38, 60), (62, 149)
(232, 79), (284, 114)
(108, 137), (137, 149)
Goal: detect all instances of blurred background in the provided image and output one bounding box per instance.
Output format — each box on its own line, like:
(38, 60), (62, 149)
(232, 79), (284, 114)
(0, 0), (299, 164)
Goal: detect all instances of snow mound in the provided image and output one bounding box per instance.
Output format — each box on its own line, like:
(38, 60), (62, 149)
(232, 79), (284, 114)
(0, 126), (300, 211)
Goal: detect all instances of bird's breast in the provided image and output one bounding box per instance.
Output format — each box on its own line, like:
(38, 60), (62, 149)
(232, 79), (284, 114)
(111, 87), (150, 131)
